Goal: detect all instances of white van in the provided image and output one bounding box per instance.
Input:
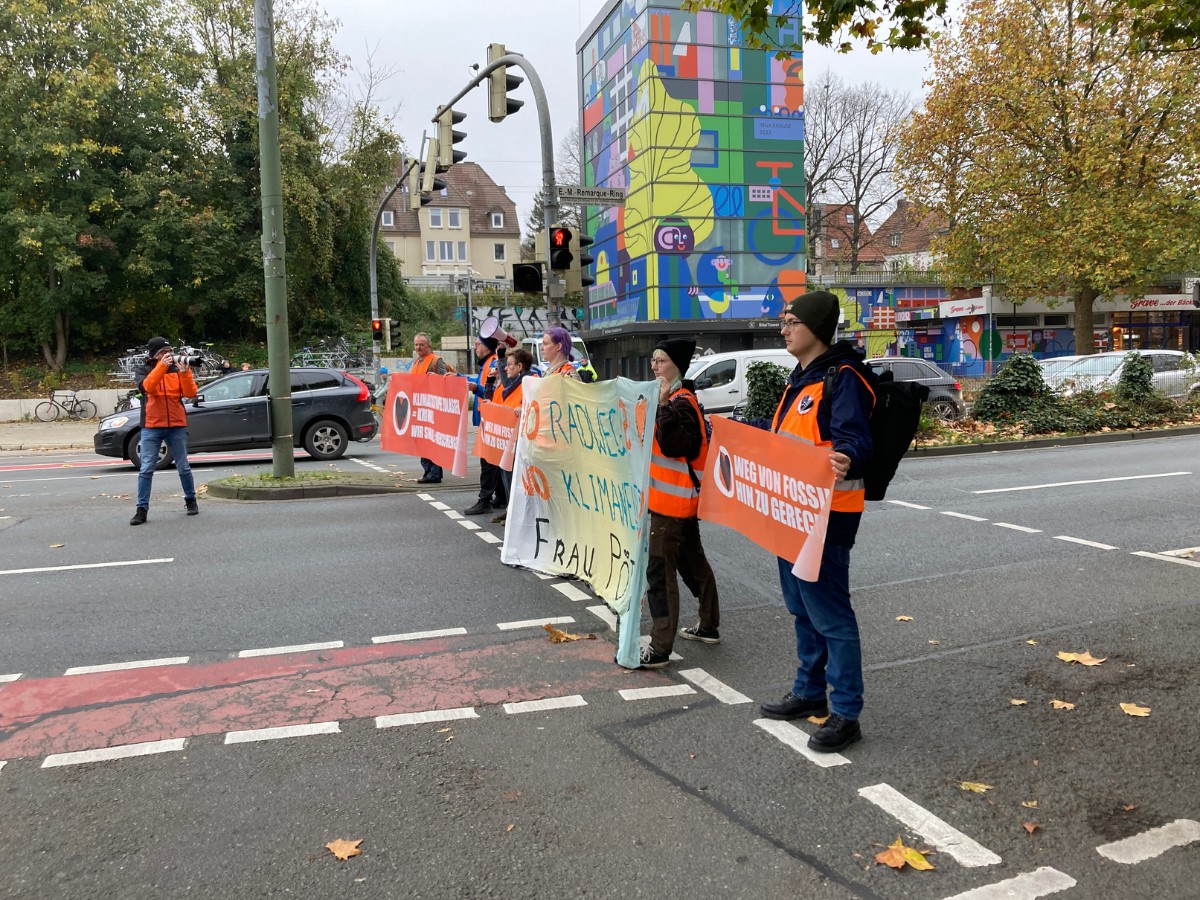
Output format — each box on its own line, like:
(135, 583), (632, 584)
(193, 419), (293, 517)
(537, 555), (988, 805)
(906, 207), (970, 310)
(685, 349), (795, 415)
(520, 334), (593, 375)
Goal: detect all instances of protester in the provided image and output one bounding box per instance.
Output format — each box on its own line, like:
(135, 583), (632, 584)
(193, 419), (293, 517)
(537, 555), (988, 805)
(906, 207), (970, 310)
(464, 335), (507, 515)
(130, 336), (200, 526)
(638, 337), (721, 669)
(759, 290), (875, 753)
(491, 347), (535, 525)
(541, 327), (581, 380)
(411, 332), (448, 484)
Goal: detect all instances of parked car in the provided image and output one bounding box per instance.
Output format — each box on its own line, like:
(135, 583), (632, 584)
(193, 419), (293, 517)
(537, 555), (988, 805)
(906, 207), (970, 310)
(1038, 355), (1083, 379)
(1047, 350), (1198, 398)
(865, 357), (966, 420)
(93, 368), (378, 469)
(685, 349), (796, 416)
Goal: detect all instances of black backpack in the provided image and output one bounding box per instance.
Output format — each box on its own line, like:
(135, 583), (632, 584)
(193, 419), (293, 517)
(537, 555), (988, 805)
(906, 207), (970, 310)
(822, 364), (929, 501)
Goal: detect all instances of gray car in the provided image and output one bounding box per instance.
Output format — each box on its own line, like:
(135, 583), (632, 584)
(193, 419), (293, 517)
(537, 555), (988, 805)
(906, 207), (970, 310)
(866, 357), (967, 420)
(93, 367), (378, 468)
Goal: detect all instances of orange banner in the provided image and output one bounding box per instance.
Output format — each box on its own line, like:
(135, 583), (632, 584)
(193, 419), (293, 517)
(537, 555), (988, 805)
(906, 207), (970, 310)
(698, 416), (836, 581)
(380, 372), (470, 477)
(472, 400), (520, 469)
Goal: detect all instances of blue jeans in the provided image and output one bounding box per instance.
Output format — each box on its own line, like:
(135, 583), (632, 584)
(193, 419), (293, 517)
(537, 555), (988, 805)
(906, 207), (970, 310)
(777, 543), (863, 719)
(137, 427), (194, 509)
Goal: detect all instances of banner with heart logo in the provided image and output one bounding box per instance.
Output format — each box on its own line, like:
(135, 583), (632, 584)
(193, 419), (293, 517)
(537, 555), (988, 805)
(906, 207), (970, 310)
(380, 372), (470, 477)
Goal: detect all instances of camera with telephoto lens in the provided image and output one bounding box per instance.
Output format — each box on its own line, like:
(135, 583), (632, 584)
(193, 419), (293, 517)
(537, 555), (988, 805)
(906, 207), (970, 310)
(171, 354), (203, 368)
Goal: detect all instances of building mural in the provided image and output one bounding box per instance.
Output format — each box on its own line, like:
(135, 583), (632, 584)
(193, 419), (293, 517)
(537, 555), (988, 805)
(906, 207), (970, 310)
(580, 0), (807, 328)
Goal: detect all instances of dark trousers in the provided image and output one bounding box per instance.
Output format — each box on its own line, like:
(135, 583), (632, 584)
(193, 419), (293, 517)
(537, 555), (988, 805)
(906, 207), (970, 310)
(646, 512), (720, 654)
(479, 458), (507, 504)
(420, 457), (443, 481)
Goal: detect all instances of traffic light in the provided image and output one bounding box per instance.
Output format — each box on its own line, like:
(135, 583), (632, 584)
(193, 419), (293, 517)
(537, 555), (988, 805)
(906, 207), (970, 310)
(487, 43), (524, 123)
(421, 138), (440, 193)
(371, 319), (384, 342)
(549, 226), (573, 272)
(437, 108), (466, 170)
(384, 319), (400, 351)
(576, 232), (595, 289)
(512, 262), (544, 294)
(408, 161), (446, 211)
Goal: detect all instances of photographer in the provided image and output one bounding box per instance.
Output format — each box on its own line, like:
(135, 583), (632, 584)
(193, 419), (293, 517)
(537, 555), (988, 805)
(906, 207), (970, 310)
(130, 336), (200, 526)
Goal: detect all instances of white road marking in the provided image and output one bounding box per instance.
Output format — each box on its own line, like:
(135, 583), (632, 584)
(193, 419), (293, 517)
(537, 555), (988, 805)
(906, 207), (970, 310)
(64, 656), (189, 676)
(0, 557), (173, 577)
(347, 457), (388, 473)
(994, 522), (1042, 534)
(1161, 546), (1200, 558)
(0, 673), (21, 683)
(942, 511), (988, 522)
(416, 493), (434, 501)
(941, 866), (1077, 899)
(42, 738), (187, 768)
(376, 707), (479, 728)
(553, 583), (591, 602)
(1132, 550), (1200, 569)
(1053, 535), (1119, 550)
(858, 783), (1002, 867)
(678, 668), (752, 705)
(237, 640), (343, 658)
(619, 684), (696, 701)
(0, 760), (5, 773)
(371, 627), (468, 644)
(0, 474), (127, 484)
(443, 510), (464, 520)
(429, 501), (450, 510)
(535, 573), (554, 580)
(586, 605), (618, 630)
(974, 471), (1191, 494)
(496, 616), (574, 631)
(458, 519), (481, 530)
(224, 722), (341, 744)
(888, 500), (931, 510)
(503, 695), (587, 714)
(1096, 819), (1200, 864)
(753, 718), (852, 768)
(477, 532), (502, 544)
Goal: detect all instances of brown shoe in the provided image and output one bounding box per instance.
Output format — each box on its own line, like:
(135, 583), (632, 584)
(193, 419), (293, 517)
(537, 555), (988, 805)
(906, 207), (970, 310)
(491, 511), (507, 524)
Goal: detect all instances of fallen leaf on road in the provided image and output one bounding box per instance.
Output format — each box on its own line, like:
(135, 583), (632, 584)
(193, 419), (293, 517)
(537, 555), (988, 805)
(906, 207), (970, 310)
(1120, 702), (1151, 717)
(50, 543), (64, 548)
(502, 790), (521, 801)
(807, 714), (829, 725)
(197, 483), (208, 494)
(1023, 822), (1041, 834)
(543, 623), (594, 643)
(1057, 650), (1107, 666)
(1050, 700), (1075, 710)
(927, 639), (940, 645)
(689, 753), (697, 759)
(505, 824), (515, 832)
(958, 782), (992, 793)
(1010, 699), (1028, 706)
(895, 615), (913, 622)
(325, 838), (362, 860)
(1026, 640), (1038, 645)
(875, 836), (934, 870)
(1021, 800), (1038, 809)
(437, 727), (452, 733)
(90, 476), (100, 480)
(1122, 804), (1137, 811)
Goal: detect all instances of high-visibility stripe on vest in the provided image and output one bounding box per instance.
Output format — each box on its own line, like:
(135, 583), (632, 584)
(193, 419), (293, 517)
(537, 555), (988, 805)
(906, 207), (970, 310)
(649, 387), (709, 518)
(547, 360), (576, 377)
(771, 365), (874, 514)
(411, 353), (441, 375)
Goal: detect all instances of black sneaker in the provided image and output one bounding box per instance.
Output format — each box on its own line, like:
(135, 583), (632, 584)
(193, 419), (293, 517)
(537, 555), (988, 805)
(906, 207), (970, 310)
(807, 714), (862, 753)
(185, 498), (199, 516)
(759, 692), (828, 721)
(678, 625), (720, 644)
(638, 646), (671, 669)
(492, 497), (508, 510)
(416, 476), (441, 484)
(129, 507), (148, 526)
(463, 500), (492, 516)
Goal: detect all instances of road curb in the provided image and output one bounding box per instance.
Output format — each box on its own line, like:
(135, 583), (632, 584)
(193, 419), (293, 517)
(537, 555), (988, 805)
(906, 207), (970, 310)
(911, 424), (1200, 457)
(204, 475), (476, 501)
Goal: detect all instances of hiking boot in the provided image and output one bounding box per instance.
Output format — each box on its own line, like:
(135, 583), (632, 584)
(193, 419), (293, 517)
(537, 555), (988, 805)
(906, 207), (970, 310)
(759, 692), (828, 721)
(638, 645), (671, 669)
(491, 511), (507, 524)
(463, 500), (492, 516)
(492, 497), (507, 510)
(129, 507), (148, 526)
(185, 498), (199, 516)
(678, 625), (720, 644)
(416, 476), (441, 484)
(807, 714), (862, 753)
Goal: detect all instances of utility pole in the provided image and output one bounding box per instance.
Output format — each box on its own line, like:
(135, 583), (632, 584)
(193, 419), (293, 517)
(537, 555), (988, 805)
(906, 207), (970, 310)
(370, 152), (420, 387)
(254, 0), (293, 478)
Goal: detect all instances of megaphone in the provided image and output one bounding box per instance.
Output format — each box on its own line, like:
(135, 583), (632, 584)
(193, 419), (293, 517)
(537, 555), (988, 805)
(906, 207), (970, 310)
(480, 315), (518, 348)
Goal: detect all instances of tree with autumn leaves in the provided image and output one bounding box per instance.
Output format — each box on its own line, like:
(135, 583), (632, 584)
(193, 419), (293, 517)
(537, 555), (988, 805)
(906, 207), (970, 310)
(897, 0), (1200, 352)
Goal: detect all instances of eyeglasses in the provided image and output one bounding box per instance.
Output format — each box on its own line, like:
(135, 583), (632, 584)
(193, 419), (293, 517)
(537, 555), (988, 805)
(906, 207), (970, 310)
(650, 356), (670, 364)
(780, 319), (802, 331)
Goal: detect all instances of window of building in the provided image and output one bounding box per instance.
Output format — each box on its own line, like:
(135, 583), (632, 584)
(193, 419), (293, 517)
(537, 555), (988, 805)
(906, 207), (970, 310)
(384, 240), (395, 255)
(380, 210), (394, 227)
(457, 241), (467, 261)
(889, 233), (901, 247)
(429, 208), (443, 228)
(493, 243), (506, 261)
(439, 241), (453, 261)
(1043, 314), (1069, 326)
(491, 212), (504, 228)
(845, 212), (854, 224)
(425, 241), (435, 261)
(829, 238), (841, 249)
(448, 209), (461, 228)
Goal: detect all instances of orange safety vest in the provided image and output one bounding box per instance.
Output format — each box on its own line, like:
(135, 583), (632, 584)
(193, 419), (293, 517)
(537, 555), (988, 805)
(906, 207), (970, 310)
(547, 360), (578, 378)
(498, 378), (524, 410)
(411, 353), (442, 376)
(649, 387), (709, 518)
(771, 365), (874, 514)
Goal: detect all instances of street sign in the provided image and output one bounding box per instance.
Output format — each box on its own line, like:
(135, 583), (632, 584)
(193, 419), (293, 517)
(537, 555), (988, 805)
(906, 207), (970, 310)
(557, 185), (626, 206)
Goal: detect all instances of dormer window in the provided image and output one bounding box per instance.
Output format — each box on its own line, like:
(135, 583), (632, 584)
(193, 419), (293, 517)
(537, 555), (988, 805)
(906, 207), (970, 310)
(491, 212), (504, 228)
(889, 233), (901, 248)
(381, 210), (394, 227)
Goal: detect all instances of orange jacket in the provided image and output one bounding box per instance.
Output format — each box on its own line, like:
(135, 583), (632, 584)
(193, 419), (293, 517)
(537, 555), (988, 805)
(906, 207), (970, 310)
(649, 387), (708, 518)
(412, 353), (445, 376)
(141, 359), (197, 428)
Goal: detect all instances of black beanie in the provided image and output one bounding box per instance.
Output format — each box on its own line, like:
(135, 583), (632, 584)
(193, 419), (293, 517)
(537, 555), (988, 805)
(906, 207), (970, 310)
(654, 337), (696, 375)
(784, 290), (841, 346)
(146, 336), (170, 358)
(479, 334), (499, 352)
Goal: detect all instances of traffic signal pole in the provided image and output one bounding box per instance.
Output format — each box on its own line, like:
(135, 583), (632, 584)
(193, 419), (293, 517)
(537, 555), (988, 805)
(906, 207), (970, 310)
(370, 151), (421, 387)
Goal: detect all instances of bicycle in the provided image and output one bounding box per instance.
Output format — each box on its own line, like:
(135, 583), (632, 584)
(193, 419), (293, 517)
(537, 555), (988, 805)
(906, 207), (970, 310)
(34, 390), (98, 422)
(114, 388), (141, 413)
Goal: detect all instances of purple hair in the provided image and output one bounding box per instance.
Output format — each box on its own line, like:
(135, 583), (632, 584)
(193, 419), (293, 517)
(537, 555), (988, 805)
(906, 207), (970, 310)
(544, 327), (572, 359)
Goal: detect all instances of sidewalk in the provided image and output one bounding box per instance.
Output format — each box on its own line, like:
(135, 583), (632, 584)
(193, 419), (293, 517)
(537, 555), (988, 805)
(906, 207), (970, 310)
(0, 419), (98, 451)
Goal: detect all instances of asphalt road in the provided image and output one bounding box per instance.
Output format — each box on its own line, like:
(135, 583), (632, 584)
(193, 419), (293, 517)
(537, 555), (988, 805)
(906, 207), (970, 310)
(1, 436), (1197, 899)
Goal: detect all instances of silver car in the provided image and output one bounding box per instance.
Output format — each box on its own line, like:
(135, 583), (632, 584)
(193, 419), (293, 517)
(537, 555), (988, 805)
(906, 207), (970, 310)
(1049, 350), (1198, 398)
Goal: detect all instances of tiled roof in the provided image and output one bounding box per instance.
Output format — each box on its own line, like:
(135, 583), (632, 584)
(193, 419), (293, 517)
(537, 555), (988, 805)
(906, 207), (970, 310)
(812, 203), (886, 263)
(378, 162), (520, 237)
(876, 199), (948, 256)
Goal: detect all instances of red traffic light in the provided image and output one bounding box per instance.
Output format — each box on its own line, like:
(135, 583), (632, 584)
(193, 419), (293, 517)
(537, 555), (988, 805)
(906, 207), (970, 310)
(550, 226), (572, 249)
(371, 319), (384, 340)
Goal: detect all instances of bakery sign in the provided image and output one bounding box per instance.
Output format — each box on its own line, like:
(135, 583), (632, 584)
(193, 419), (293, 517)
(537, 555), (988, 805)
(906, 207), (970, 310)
(938, 299), (990, 318)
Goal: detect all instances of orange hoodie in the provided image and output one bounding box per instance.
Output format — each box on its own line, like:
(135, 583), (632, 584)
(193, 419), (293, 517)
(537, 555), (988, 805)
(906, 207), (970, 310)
(141, 359), (197, 428)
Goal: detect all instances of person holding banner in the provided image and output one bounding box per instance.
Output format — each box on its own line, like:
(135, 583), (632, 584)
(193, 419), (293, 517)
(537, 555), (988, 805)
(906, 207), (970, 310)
(760, 290), (875, 754)
(641, 337), (722, 669)
(490, 347), (535, 525)
(464, 335), (507, 516)
(540, 327), (581, 380)
(411, 332), (447, 484)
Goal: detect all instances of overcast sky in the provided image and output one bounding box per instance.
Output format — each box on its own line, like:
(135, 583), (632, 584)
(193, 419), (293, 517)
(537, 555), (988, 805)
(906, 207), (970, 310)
(322, 0), (936, 231)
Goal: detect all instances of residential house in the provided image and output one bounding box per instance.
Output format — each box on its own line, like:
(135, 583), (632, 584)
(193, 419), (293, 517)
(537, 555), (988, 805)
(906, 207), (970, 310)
(874, 198), (948, 273)
(808, 202), (886, 277)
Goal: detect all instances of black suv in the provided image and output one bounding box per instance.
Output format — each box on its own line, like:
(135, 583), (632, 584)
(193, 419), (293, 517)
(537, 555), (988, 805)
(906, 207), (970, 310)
(94, 368), (378, 468)
(866, 357), (966, 420)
